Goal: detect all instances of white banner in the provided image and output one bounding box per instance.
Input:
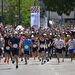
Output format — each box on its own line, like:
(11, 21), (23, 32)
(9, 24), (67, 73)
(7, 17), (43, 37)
(31, 6), (40, 30)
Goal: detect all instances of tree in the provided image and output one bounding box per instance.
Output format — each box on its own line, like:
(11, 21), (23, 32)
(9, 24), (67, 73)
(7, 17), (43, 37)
(43, 0), (75, 16)
(4, 0), (40, 26)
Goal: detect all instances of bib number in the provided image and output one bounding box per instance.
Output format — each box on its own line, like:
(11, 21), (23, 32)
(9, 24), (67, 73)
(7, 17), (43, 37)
(6, 46), (10, 50)
(25, 45), (29, 49)
(40, 44), (44, 48)
(13, 44), (18, 48)
(33, 45), (37, 48)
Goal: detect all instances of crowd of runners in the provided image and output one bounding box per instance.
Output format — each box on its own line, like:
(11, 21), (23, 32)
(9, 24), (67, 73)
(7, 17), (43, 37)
(0, 22), (75, 69)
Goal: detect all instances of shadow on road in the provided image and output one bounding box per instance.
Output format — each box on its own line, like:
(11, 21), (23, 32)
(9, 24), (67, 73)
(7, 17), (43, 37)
(0, 68), (12, 70)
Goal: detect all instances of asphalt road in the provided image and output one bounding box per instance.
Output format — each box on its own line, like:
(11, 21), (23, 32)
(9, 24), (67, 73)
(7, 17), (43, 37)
(0, 58), (75, 75)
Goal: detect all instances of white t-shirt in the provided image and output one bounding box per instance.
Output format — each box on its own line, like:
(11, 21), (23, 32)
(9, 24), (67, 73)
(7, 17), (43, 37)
(55, 39), (64, 49)
(68, 39), (75, 50)
(61, 39), (66, 47)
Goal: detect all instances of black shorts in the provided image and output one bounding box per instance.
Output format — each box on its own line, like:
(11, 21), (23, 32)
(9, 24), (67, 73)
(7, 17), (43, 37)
(39, 48), (44, 53)
(12, 49), (19, 56)
(62, 47), (66, 51)
(48, 47), (52, 53)
(4, 46), (11, 54)
(33, 47), (38, 52)
(5, 50), (10, 54)
(0, 48), (2, 56)
(45, 48), (48, 52)
(24, 51), (30, 55)
(56, 48), (62, 54)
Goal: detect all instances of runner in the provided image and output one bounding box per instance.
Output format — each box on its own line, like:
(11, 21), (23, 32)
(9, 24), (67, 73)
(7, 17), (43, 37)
(54, 35), (64, 64)
(4, 33), (11, 64)
(61, 35), (66, 62)
(46, 34), (53, 60)
(9, 32), (20, 69)
(68, 34), (75, 62)
(0, 33), (4, 62)
(19, 32), (25, 61)
(32, 36), (38, 60)
(38, 35), (45, 65)
(22, 36), (32, 65)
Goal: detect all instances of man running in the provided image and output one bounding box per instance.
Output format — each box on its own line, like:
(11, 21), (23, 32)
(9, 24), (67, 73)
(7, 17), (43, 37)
(4, 33), (11, 64)
(0, 33), (4, 62)
(54, 35), (64, 64)
(9, 32), (20, 69)
(68, 34), (75, 62)
(22, 36), (32, 65)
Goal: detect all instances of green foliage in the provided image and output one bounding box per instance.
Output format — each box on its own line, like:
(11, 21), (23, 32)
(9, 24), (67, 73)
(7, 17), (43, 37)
(54, 22), (73, 25)
(43, 0), (75, 16)
(4, 0), (40, 26)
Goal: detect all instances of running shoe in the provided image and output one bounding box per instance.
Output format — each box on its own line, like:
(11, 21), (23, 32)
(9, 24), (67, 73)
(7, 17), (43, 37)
(12, 60), (15, 64)
(7, 61), (10, 64)
(4, 59), (6, 63)
(46, 57), (49, 62)
(47, 59), (49, 62)
(41, 62), (44, 65)
(16, 65), (18, 69)
(38, 58), (41, 61)
(58, 61), (60, 64)
(49, 56), (51, 60)
(21, 58), (23, 61)
(44, 61), (46, 64)
(25, 61), (27, 65)
(62, 59), (64, 62)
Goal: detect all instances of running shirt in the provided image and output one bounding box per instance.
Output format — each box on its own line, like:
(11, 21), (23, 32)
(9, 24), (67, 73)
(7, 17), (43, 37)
(61, 39), (66, 48)
(68, 39), (75, 50)
(0, 38), (3, 50)
(55, 39), (64, 49)
(9, 37), (20, 50)
(39, 39), (45, 48)
(4, 36), (11, 51)
(46, 38), (53, 48)
(22, 39), (32, 51)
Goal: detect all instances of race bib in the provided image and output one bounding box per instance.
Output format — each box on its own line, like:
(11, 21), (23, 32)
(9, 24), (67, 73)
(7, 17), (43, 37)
(13, 44), (18, 48)
(60, 43), (63, 48)
(25, 45), (29, 49)
(56, 43), (61, 49)
(33, 45), (37, 48)
(6, 46), (10, 50)
(40, 44), (44, 48)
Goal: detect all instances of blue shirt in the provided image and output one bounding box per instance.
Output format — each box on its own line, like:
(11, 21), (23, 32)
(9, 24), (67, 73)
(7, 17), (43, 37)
(9, 37), (20, 50)
(22, 39), (32, 51)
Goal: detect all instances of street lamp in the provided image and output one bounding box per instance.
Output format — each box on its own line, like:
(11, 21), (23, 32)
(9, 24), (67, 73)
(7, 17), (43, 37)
(19, 0), (21, 25)
(2, 0), (3, 22)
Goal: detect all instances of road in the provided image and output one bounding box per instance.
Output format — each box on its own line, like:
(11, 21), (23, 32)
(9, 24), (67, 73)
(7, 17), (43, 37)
(0, 58), (75, 75)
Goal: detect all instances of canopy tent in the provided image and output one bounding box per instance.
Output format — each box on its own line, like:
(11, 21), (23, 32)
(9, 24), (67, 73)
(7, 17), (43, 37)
(15, 25), (24, 31)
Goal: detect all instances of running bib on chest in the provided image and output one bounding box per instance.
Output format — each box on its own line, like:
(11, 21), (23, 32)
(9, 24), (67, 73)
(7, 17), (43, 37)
(56, 43), (61, 49)
(25, 45), (29, 49)
(40, 44), (44, 48)
(13, 44), (18, 48)
(33, 45), (37, 48)
(6, 46), (10, 50)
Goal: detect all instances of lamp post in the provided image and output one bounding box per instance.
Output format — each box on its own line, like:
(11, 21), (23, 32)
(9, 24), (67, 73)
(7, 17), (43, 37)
(19, 0), (21, 25)
(2, 0), (3, 22)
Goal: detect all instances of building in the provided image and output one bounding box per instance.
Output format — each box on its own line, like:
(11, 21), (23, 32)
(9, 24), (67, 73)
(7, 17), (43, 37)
(46, 11), (75, 24)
